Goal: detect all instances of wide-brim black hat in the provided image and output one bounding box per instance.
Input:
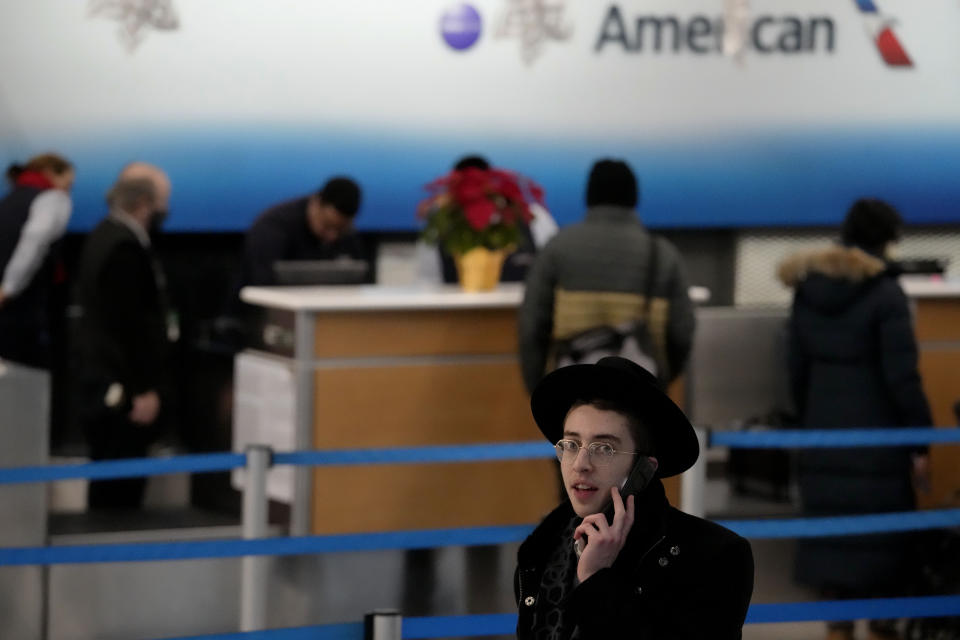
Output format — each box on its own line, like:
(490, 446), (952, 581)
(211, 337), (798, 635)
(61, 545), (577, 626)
(530, 357), (699, 478)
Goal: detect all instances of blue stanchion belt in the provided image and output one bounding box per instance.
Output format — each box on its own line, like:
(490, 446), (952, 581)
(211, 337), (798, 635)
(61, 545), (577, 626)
(0, 452), (245, 485)
(0, 443), (556, 485)
(0, 526), (536, 566)
(272, 441), (555, 467)
(745, 596), (960, 624)
(2, 429), (957, 485)
(4, 508), (960, 567)
(158, 598), (960, 639)
(711, 427), (960, 448)
(716, 507), (960, 539)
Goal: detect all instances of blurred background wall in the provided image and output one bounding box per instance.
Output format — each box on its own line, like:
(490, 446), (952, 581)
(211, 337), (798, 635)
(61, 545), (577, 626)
(2, 0), (958, 495)
(2, 0), (959, 233)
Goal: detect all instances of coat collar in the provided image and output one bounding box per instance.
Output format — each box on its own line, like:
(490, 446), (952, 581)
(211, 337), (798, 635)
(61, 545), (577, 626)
(109, 209), (151, 248)
(583, 205), (642, 226)
(777, 244), (886, 288)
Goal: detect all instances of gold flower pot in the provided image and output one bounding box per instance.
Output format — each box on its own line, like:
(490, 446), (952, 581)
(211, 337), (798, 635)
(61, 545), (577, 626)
(453, 247), (509, 292)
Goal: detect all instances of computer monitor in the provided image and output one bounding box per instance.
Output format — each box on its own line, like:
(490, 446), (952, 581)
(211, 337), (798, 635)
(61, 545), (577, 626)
(892, 258), (948, 276)
(272, 259), (369, 286)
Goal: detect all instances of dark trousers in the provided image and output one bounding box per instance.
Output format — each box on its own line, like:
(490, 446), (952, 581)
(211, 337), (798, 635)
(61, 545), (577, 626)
(0, 315), (48, 369)
(83, 410), (157, 510)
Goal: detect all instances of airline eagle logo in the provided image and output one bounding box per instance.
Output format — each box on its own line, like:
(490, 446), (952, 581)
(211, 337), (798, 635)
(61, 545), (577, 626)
(853, 0), (912, 67)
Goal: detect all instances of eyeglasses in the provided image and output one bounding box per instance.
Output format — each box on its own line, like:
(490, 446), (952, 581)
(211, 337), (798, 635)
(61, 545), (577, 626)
(555, 439), (640, 467)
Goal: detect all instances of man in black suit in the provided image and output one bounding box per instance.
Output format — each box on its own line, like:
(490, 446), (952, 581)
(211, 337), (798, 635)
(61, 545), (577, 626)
(75, 162), (173, 509)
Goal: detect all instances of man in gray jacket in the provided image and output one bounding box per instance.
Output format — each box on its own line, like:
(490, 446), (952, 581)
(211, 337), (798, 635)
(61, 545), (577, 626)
(518, 159), (695, 392)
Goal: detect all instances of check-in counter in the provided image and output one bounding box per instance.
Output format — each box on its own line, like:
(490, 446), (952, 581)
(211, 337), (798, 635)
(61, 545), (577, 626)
(238, 283), (695, 536)
(903, 279), (960, 509)
(689, 278), (960, 511)
(238, 284), (555, 535)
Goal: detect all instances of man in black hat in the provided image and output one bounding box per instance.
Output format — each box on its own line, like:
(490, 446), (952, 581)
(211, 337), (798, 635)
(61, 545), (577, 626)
(515, 356), (754, 639)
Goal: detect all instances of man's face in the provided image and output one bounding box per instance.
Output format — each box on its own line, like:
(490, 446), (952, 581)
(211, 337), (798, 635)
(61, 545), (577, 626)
(145, 174), (172, 229)
(310, 199), (353, 244)
(155, 174), (172, 211)
(559, 404), (638, 518)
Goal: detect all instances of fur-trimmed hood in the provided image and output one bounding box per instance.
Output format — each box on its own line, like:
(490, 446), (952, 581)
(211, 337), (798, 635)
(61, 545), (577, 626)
(778, 245), (889, 314)
(778, 245), (886, 287)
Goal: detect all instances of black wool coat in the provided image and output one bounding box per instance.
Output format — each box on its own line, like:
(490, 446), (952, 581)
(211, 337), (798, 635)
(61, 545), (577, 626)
(515, 479), (754, 639)
(779, 245), (932, 592)
(74, 217), (171, 416)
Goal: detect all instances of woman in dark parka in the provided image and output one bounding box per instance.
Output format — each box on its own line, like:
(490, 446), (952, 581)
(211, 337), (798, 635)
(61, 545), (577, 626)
(778, 199), (932, 640)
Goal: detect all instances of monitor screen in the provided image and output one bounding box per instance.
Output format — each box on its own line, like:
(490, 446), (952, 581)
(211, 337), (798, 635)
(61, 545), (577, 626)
(272, 259), (369, 286)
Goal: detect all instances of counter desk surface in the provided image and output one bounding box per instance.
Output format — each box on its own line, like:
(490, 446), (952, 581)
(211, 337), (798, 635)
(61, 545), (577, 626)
(240, 282), (712, 311)
(237, 283), (556, 536)
(240, 283), (525, 312)
(900, 277), (960, 299)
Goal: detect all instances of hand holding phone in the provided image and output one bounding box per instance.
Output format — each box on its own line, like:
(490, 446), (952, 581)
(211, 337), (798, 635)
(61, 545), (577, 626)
(572, 456), (656, 573)
(572, 487), (636, 583)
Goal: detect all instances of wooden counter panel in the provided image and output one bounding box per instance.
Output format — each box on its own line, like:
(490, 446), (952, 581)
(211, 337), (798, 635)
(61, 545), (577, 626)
(918, 444), (960, 509)
(314, 362), (538, 448)
(311, 460), (557, 534)
(310, 463), (684, 534)
(915, 299), (960, 342)
(313, 309), (518, 358)
(919, 349), (960, 428)
(917, 349), (960, 509)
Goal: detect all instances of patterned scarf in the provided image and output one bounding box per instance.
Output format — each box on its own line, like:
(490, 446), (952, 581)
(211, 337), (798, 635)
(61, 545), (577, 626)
(534, 516), (581, 640)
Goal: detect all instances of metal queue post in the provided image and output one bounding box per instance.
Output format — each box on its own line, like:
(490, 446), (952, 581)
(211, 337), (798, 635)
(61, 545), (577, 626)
(240, 445), (271, 631)
(363, 610), (401, 640)
(680, 426), (709, 518)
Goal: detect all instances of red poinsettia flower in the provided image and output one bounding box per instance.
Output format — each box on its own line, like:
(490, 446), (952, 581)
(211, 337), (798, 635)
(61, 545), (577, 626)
(464, 198), (497, 231)
(492, 173), (524, 204)
(452, 168), (490, 205)
(425, 172), (455, 192)
(418, 165), (547, 254)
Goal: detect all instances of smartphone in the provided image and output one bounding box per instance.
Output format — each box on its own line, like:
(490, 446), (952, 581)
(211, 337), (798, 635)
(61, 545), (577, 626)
(574, 457), (656, 557)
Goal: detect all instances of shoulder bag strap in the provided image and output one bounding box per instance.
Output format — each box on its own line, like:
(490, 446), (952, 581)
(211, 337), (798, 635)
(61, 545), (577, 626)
(643, 233), (659, 318)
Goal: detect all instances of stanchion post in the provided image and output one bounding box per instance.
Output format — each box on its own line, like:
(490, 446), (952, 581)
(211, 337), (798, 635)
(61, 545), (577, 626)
(240, 444), (271, 631)
(364, 609), (402, 640)
(681, 427), (708, 518)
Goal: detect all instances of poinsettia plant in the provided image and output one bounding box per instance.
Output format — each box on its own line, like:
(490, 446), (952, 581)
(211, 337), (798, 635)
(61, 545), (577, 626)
(417, 167), (545, 255)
